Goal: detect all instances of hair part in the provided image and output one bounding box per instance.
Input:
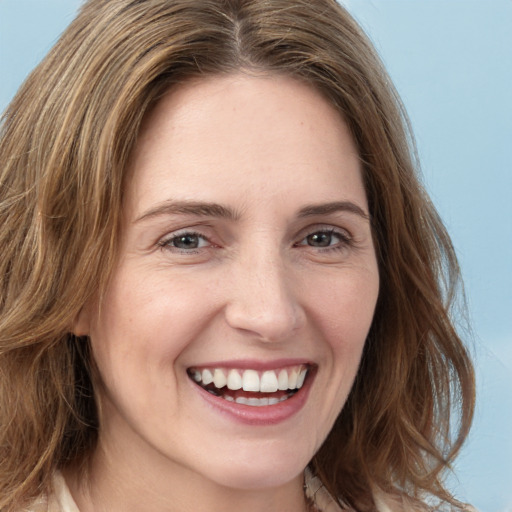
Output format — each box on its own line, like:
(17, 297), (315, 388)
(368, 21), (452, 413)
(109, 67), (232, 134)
(0, 1), (474, 510)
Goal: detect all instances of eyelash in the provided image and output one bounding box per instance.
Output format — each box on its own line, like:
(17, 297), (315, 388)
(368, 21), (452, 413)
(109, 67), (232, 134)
(158, 227), (353, 256)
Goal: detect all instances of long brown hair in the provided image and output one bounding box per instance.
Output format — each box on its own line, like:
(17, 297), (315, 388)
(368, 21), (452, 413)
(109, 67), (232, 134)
(0, 1), (474, 510)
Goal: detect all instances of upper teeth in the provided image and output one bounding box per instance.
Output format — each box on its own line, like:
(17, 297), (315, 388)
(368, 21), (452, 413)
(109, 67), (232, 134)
(190, 365), (308, 393)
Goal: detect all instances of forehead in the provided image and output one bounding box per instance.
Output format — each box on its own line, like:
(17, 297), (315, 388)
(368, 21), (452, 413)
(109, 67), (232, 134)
(125, 73), (365, 217)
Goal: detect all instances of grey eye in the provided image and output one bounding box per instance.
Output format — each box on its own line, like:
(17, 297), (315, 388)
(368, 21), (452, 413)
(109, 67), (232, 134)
(169, 233), (208, 249)
(306, 232), (335, 247)
(174, 235), (199, 248)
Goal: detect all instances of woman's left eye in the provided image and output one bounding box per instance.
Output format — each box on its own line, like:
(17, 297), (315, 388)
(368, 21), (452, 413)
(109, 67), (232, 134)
(159, 232), (210, 251)
(296, 229), (350, 250)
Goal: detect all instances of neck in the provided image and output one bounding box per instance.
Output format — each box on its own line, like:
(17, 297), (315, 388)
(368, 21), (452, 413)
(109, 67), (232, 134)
(65, 442), (309, 512)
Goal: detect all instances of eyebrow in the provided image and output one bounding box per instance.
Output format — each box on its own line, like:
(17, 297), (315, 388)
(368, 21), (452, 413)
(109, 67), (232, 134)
(297, 201), (370, 221)
(135, 200), (240, 223)
(135, 199), (369, 224)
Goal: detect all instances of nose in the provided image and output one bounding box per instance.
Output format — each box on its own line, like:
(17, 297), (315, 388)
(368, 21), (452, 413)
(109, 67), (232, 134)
(224, 247), (305, 342)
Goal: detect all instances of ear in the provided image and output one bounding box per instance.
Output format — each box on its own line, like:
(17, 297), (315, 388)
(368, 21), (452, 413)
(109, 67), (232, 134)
(72, 304), (92, 337)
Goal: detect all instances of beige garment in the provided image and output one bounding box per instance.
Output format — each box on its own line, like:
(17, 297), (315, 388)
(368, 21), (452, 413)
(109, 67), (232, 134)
(304, 468), (478, 512)
(23, 473), (79, 512)
(304, 467), (346, 511)
(304, 469), (397, 512)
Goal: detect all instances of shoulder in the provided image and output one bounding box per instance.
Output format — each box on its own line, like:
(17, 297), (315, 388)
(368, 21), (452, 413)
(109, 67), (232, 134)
(305, 468), (477, 512)
(374, 491), (478, 512)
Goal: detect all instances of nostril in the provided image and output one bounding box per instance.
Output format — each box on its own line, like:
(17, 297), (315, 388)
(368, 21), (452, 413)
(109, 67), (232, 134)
(224, 304), (303, 342)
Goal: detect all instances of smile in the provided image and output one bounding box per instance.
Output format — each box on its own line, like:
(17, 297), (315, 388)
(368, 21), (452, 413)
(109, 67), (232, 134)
(188, 365), (309, 407)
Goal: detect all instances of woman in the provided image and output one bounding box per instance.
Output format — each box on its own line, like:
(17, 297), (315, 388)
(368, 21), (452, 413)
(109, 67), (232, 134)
(0, 0), (475, 511)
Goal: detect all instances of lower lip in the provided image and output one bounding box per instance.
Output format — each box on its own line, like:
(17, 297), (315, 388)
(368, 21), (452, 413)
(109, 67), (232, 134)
(190, 373), (314, 426)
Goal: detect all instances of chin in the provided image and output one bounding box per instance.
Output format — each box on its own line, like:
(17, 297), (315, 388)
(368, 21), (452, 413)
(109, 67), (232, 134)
(197, 445), (311, 491)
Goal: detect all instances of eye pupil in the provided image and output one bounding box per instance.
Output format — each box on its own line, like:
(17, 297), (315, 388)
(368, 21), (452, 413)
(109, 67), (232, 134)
(307, 232), (332, 247)
(174, 235), (199, 249)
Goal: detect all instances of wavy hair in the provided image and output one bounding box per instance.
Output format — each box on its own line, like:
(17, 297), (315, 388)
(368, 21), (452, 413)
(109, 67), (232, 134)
(0, 0), (474, 510)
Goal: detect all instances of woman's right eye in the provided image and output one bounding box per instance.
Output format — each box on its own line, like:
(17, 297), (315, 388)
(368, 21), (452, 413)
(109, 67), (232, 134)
(159, 231), (210, 251)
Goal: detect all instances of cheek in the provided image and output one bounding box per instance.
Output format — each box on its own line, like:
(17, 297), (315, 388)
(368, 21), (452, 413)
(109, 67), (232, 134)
(300, 270), (378, 448)
(88, 270), (222, 374)
(307, 269), (379, 353)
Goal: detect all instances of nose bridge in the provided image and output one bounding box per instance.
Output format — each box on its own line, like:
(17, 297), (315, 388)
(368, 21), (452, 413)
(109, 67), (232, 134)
(225, 241), (303, 341)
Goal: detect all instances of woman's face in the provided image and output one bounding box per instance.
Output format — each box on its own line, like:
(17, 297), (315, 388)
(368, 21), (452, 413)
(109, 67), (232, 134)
(77, 74), (379, 491)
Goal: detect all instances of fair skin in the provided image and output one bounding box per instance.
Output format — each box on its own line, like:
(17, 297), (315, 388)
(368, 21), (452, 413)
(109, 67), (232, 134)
(70, 73), (379, 512)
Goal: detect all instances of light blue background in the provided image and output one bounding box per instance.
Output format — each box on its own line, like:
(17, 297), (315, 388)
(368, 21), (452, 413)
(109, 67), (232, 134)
(1, 1), (511, 511)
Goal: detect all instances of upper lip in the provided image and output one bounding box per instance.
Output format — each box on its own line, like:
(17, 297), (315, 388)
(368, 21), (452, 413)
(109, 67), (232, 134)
(186, 358), (314, 372)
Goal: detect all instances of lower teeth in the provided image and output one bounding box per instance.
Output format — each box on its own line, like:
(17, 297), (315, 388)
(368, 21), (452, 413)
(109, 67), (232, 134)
(223, 394), (291, 406)
(202, 382), (296, 407)
(206, 389), (293, 406)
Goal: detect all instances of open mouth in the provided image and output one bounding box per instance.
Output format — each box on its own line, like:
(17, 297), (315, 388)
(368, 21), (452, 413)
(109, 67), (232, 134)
(187, 364), (311, 407)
